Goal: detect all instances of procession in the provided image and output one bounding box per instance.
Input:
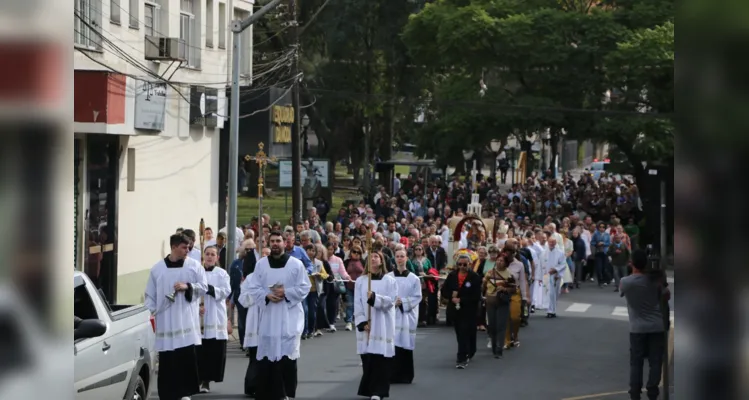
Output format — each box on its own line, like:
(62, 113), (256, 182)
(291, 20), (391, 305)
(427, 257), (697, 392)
(134, 163), (666, 400)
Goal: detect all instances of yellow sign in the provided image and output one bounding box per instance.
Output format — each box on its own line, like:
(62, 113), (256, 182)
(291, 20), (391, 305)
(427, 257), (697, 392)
(271, 105), (294, 143)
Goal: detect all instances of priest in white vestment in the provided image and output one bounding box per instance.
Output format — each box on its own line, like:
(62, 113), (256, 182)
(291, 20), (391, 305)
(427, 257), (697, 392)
(355, 251), (398, 400)
(196, 246), (231, 393)
(247, 231), (311, 400)
(145, 233), (207, 400)
(239, 260), (262, 397)
(388, 249), (421, 384)
(544, 237), (568, 318)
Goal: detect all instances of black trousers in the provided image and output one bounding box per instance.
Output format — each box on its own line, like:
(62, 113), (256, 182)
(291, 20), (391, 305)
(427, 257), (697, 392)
(317, 292), (330, 327)
(157, 345), (200, 400)
(629, 332), (666, 400)
(326, 290), (341, 324)
(358, 353), (392, 398)
(244, 346), (258, 396)
(390, 346), (414, 384)
(196, 338), (227, 382)
(453, 311), (477, 363)
(427, 291), (439, 325)
(255, 356), (297, 400)
(236, 303), (248, 347)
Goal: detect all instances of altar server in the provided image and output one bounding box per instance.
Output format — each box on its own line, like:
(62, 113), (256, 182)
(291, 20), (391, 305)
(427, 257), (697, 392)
(355, 251), (398, 400)
(145, 233), (207, 400)
(247, 231), (311, 400)
(388, 249), (422, 384)
(544, 237), (568, 318)
(196, 246), (231, 393)
(239, 251), (261, 398)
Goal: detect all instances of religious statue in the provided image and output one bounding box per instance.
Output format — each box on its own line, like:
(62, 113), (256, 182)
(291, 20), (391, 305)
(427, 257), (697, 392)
(302, 159), (323, 199)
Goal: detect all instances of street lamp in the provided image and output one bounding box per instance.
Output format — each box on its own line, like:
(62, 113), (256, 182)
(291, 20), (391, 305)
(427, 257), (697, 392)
(301, 114), (310, 158)
(489, 139), (502, 182)
(462, 149), (476, 192)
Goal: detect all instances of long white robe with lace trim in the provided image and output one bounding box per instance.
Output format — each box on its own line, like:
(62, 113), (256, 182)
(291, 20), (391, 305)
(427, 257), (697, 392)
(144, 257), (207, 352)
(387, 271), (422, 351)
(198, 267), (232, 340)
(247, 255), (311, 361)
(354, 274), (398, 357)
(238, 272), (263, 348)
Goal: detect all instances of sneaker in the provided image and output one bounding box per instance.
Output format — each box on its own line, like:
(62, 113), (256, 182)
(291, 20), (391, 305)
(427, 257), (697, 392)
(313, 330), (323, 337)
(456, 362), (466, 369)
(345, 322), (353, 331)
(486, 340), (492, 349)
(371, 396), (381, 400)
(301, 334), (308, 340)
(200, 382), (210, 393)
(327, 324), (337, 332)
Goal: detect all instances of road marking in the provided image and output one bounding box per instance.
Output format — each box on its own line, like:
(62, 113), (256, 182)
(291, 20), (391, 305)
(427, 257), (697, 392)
(612, 306), (629, 317)
(565, 303), (592, 313)
(561, 391), (629, 400)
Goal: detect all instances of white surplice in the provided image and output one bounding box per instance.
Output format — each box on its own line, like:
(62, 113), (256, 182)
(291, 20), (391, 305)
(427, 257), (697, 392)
(387, 270), (422, 351)
(145, 257), (207, 352)
(239, 272), (263, 348)
(354, 274), (398, 357)
(198, 267), (232, 340)
(247, 255), (311, 361)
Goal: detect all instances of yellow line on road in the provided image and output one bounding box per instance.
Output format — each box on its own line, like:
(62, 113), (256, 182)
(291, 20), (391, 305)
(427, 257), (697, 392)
(561, 390), (629, 400)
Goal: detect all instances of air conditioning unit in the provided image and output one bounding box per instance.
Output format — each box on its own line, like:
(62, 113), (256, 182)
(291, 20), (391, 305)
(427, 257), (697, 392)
(144, 36), (187, 61)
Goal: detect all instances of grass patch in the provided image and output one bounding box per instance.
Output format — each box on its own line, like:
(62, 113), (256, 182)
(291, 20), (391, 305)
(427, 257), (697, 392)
(238, 188), (360, 225)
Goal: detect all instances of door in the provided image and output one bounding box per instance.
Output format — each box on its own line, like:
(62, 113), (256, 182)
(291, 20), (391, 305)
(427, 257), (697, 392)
(84, 135), (119, 303)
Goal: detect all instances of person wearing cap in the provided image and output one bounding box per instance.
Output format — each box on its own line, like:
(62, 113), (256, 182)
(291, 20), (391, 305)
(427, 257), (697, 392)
(441, 252), (482, 369)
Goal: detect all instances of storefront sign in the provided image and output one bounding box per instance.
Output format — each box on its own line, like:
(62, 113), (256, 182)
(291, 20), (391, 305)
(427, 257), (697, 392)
(271, 105), (294, 143)
(133, 81), (167, 131)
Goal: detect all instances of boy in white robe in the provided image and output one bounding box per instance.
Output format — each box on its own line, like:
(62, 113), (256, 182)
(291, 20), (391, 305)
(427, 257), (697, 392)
(387, 249), (422, 384)
(145, 233), (207, 400)
(196, 246), (232, 393)
(247, 231), (311, 400)
(355, 251), (398, 400)
(239, 260), (262, 397)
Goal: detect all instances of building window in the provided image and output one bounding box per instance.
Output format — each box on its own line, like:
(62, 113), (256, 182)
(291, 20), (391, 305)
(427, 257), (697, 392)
(206, 0), (214, 48)
(129, 0), (140, 28)
(75, 0), (103, 50)
(180, 0), (201, 68)
(218, 2), (226, 49)
(110, 0), (121, 24)
(144, 2), (158, 36)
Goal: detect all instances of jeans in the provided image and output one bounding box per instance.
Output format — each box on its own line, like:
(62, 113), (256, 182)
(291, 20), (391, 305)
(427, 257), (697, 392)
(486, 302), (510, 355)
(629, 332), (666, 399)
(236, 303), (248, 347)
(316, 293), (329, 328)
(574, 259), (584, 284)
(613, 264), (629, 288)
(305, 292), (319, 334)
(565, 257), (574, 288)
(302, 295), (309, 333)
(594, 252), (611, 285)
(345, 288), (355, 323)
(326, 290), (340, 325)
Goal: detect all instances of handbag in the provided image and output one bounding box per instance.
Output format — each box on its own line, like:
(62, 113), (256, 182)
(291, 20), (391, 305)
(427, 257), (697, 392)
(485, 271), (511, 306)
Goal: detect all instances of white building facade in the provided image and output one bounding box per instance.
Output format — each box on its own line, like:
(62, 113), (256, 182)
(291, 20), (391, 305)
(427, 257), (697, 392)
(73, 0), (254, 304)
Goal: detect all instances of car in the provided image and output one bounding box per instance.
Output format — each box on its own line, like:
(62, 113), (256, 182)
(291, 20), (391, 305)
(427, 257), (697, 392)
(74, 271), (157, 400)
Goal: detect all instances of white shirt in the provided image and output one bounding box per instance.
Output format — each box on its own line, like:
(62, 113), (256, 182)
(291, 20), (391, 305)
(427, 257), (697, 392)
(144, 257), (207, 351)
(247, 255), (311, 361)
(238, 272), (263, 348)
(388, 270), (422, 350)
(199, 267), (232, 340)
(354, 274), (398, 357)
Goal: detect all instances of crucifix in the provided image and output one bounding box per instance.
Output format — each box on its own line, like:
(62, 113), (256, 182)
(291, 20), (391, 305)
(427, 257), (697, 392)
(244, 142), (276, 246)
(470, 159), (478, 193)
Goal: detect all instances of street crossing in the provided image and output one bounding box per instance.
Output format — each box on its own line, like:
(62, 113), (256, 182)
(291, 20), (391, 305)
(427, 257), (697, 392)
(559, 302), (675, 321)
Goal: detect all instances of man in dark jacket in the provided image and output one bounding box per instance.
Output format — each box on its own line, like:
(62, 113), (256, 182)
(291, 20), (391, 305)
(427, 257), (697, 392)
(441, 253), (482, 369)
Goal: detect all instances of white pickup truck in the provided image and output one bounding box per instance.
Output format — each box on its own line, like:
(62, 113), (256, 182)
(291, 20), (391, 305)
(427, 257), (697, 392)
(74, 271), (157, 400)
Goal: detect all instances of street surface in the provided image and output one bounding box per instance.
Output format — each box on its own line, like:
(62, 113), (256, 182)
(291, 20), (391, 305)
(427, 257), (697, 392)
(150, 275), (675, 400)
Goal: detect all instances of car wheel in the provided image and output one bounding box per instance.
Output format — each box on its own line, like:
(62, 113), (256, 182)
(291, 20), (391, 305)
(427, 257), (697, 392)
(131, 376), (146, 400)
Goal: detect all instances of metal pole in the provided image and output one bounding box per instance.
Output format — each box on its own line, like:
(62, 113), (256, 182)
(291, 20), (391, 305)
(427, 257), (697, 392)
(660, 179), (667, 269)
(290, 0), (303, 224)
(659, 175), (670, 400)
(226, 31), (242, 267)
(258, 167), (264, 248)
(363, 124), (369, 200)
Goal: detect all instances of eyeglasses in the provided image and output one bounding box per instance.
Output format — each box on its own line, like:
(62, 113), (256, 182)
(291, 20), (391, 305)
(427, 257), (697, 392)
(456, 263), (469, 267)
(352, 251), (361, 255)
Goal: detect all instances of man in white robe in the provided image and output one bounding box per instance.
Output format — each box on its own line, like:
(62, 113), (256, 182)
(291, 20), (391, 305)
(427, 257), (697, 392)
(387, 251), (421, 384)
(182, 229), (203, 262)
(145, 233), (207, 400)
(239, 259), (261, 397)
(247, 231), (311, 400)
(545, 237), (568, 318)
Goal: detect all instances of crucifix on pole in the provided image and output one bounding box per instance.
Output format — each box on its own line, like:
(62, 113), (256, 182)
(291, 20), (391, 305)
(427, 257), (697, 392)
(244, 142), (276, 247)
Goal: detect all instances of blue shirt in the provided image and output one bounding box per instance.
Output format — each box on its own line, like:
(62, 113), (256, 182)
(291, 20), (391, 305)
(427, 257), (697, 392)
(288, 245), (314, 274)
(591, 231), (611, 253)
(229, 259), (243, 305)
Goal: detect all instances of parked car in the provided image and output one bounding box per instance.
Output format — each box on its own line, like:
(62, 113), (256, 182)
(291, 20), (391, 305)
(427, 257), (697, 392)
(74, 271), (157, 400)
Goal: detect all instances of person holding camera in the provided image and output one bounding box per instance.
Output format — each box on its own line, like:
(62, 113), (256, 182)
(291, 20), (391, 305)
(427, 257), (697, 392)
(620, 249), (670, 400)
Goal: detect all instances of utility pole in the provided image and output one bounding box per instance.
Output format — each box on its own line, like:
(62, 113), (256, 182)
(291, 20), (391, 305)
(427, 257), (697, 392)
(226, 0), (285, 268)
(289, 0), (303, 224)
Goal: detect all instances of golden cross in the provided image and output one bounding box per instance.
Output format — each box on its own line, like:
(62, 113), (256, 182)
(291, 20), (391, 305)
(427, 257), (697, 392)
(244, 142), (277, 198)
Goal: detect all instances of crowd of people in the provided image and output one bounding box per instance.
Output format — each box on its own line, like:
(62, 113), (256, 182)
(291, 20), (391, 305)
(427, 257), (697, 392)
(146, 168), (648, 400)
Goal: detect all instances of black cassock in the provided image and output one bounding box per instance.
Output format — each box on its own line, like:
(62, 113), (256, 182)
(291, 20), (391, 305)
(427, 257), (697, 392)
(358, 353), (393, 398)
(255, 356), (298, 400)
(196, 338), (227, 382)
(158, 345), (200, 400)
(244, 346), (259, 397)
(390, 346), (414, 384)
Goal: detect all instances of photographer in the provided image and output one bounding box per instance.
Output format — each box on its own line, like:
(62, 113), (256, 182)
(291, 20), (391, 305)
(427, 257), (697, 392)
(619, 249), (670, 400)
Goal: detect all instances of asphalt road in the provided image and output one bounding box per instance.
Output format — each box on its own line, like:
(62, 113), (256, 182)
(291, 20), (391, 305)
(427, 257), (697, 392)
(150, 275), (675, 400)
